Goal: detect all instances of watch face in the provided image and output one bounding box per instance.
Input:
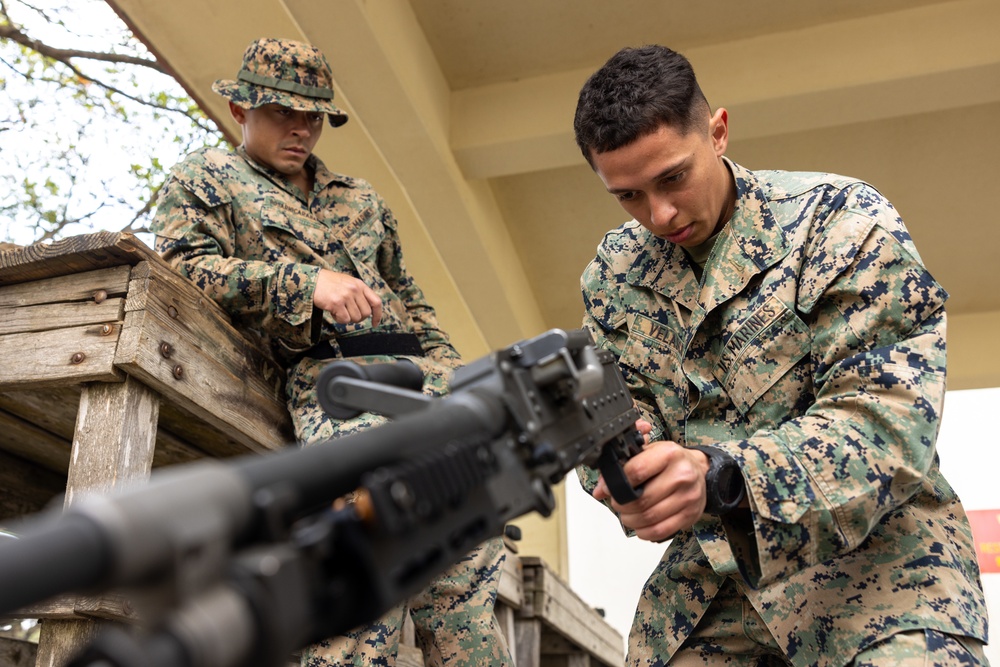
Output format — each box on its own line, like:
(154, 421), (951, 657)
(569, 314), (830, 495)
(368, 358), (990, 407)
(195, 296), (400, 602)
(703, 447), (745, 515)
(715, 463), (743, 506)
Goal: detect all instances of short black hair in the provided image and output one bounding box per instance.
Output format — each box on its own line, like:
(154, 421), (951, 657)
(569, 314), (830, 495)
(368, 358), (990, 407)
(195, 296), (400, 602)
(574, 45), (710, 166)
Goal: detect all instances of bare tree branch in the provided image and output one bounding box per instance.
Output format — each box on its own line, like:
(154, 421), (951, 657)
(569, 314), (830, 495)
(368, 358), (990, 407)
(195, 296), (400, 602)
(0, 0), (223, 245)
(0, 12), (164, 72)
(0, 6), (216, 133)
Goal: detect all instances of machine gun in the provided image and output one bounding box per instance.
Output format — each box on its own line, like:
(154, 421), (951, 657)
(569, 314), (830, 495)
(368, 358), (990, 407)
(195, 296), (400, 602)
(0, 328), (644, 667)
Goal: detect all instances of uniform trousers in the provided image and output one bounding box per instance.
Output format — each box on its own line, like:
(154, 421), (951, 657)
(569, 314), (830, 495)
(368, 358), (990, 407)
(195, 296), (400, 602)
(663, 579), (989, 666)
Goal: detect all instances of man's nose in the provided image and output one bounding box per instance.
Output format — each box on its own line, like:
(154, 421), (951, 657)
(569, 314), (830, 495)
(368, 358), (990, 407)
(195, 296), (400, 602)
(648, 195), (677, 228)
(290, 114), (312, 135)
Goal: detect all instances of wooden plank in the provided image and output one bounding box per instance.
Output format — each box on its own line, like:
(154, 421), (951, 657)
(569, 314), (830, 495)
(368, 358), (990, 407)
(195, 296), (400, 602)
(32, 376), (162, 665)
(0, 265), (131, 308)
(541, 654), (592, 667)
(0, 325), (123, 389)
(0, 232), (156, 286)
(498, 547), (524, 609)
(6, 593), (137, 622)
(153, 400), (255, 461)
(63, 375), (159, 501)
(0, 449), (65, 522)
(0, 406), (73, 474)
(115, 261), (292, 454)
(0, 298), (125, 336)
(496, 602), (517, 662)
(515, 617), (542, 667)
(539, 633), (598, 667)
(521, 557), (623, 667)
(0, 492), (49, 524)
(0, 637), (37, 667)
(0, 388), (211, 469)
(35, 619), (109, 667)
(0, 388), (80, 443)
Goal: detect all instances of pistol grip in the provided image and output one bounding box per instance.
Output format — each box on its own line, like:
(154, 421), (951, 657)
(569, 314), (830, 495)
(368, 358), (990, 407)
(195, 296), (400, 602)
(597, 442), (642, 504)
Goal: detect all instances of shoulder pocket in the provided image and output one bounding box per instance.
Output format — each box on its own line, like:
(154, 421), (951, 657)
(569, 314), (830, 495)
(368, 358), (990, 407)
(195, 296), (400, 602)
(172, 170), (233, 209)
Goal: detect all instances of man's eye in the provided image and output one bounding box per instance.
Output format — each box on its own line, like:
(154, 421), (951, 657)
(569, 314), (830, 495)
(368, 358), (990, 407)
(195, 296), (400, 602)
(663, 172), (685, 184)
(616, 192), (637, 202)
(309, 114), (324, 124)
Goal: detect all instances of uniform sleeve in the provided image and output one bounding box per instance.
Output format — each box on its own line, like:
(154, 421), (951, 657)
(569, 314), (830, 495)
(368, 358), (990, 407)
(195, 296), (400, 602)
(373, 199), (461, 367)
(151, 164), (321, 349)
(576, 233), (657, 532)
(716, 186), (949, 588)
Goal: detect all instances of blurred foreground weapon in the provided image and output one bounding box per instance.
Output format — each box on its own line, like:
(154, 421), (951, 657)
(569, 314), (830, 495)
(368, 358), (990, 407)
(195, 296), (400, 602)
(0, 328), (643, 667)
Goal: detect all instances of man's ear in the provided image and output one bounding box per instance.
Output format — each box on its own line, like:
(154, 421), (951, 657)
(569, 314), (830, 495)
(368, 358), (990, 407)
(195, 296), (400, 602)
(228, 101), (247, 125)
(709, 107), (729, 157)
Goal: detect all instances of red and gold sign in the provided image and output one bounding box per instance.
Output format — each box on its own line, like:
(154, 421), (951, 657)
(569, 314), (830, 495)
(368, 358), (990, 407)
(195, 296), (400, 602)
(967, 509), (1000, 574)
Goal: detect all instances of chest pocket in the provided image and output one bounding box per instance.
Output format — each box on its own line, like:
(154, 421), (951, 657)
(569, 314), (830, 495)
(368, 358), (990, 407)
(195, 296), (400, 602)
(620, 313), (687, 434)
(715, 296), (811, 416)
(260, 196), (331, 256)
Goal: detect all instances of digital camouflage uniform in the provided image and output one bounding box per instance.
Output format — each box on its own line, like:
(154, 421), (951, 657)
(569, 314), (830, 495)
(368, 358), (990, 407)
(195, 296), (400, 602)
(579, 158), (989, 667)
(150, 37), (510, 667)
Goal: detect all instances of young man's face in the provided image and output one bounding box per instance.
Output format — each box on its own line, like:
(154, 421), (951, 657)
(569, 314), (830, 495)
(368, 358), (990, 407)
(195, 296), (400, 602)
(229, 102), (324, 177)
(590, 108), (734, 248)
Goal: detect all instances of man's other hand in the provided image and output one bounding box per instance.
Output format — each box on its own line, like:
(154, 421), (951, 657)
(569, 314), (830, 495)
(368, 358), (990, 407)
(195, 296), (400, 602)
(314, 269), (383, 327)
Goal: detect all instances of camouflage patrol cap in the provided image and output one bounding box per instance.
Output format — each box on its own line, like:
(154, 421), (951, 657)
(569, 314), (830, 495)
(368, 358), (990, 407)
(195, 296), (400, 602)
(213, 38), (349, 127)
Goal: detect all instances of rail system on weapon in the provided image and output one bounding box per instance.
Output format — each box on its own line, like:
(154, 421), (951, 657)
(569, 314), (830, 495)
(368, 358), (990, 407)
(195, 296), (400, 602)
(0, 328), (644, 667)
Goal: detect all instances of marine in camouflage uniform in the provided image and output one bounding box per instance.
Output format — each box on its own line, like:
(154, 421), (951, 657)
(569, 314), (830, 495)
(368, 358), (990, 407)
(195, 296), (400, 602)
(573, 45), (989, 666)
(150, 38), (510, 667)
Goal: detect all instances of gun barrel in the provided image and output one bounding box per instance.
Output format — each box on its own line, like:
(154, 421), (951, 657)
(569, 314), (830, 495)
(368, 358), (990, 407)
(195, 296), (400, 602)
(0, 511), (112, 616)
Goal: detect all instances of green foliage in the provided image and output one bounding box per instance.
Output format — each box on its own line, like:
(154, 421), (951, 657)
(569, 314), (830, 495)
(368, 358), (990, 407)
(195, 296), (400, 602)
(0, 0), (226, 245)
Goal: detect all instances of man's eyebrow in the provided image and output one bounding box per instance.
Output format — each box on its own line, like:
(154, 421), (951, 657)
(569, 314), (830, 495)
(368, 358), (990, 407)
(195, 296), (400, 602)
(606, 157), (689, 194)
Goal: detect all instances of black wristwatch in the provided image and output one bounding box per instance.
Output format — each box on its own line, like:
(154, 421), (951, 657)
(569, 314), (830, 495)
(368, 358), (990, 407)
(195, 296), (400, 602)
(687, 445), (746, 515)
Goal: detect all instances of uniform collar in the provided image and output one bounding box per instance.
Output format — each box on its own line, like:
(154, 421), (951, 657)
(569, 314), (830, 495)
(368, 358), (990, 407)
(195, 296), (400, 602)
(625, 158), (790, 316)
(235, 145), (354, 199)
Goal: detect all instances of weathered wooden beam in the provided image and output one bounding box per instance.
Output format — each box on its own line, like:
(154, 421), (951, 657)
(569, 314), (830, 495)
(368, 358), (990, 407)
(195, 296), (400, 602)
(0, 449), (65, 521)
(541, 654), (592, 667)
(0, 636), (37, 667)
(0, 406), (73, 474)
(0, 298), (125, 337)
(0, 232), (151, 285)
(498, 546), (524, 609)
(114, 260), (292, 454)
(63, 376), (160, 502)
(520, 557), (623, 667)
(8, 593), (138, 623)
(0, 324), (124, 389)
(515, 617), (542, 667)
(34, 375), (161, 666)
(0, 388), (212, 469)
(0, 265), (131, 308)
(35, 619), (110, 667)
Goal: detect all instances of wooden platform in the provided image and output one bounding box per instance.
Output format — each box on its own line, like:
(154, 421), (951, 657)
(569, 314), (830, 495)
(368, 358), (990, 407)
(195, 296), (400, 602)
(397, 545), (623, 667)
(0, 233), (623, 666)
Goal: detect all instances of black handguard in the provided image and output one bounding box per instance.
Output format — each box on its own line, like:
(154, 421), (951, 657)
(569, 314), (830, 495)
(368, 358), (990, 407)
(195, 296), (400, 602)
(0, 328), (646, 667)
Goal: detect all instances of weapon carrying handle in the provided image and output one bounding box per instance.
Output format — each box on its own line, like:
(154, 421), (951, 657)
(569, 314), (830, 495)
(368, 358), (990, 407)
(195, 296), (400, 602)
(317, 359), (426, 419)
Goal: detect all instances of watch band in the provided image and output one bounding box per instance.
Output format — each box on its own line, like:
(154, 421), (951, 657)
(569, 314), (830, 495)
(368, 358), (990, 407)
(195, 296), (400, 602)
(686, 445), (746, 515)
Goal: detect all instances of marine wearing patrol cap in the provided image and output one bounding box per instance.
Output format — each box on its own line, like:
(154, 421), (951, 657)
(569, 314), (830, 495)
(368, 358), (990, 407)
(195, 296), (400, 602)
(212, 38), (349, 127)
